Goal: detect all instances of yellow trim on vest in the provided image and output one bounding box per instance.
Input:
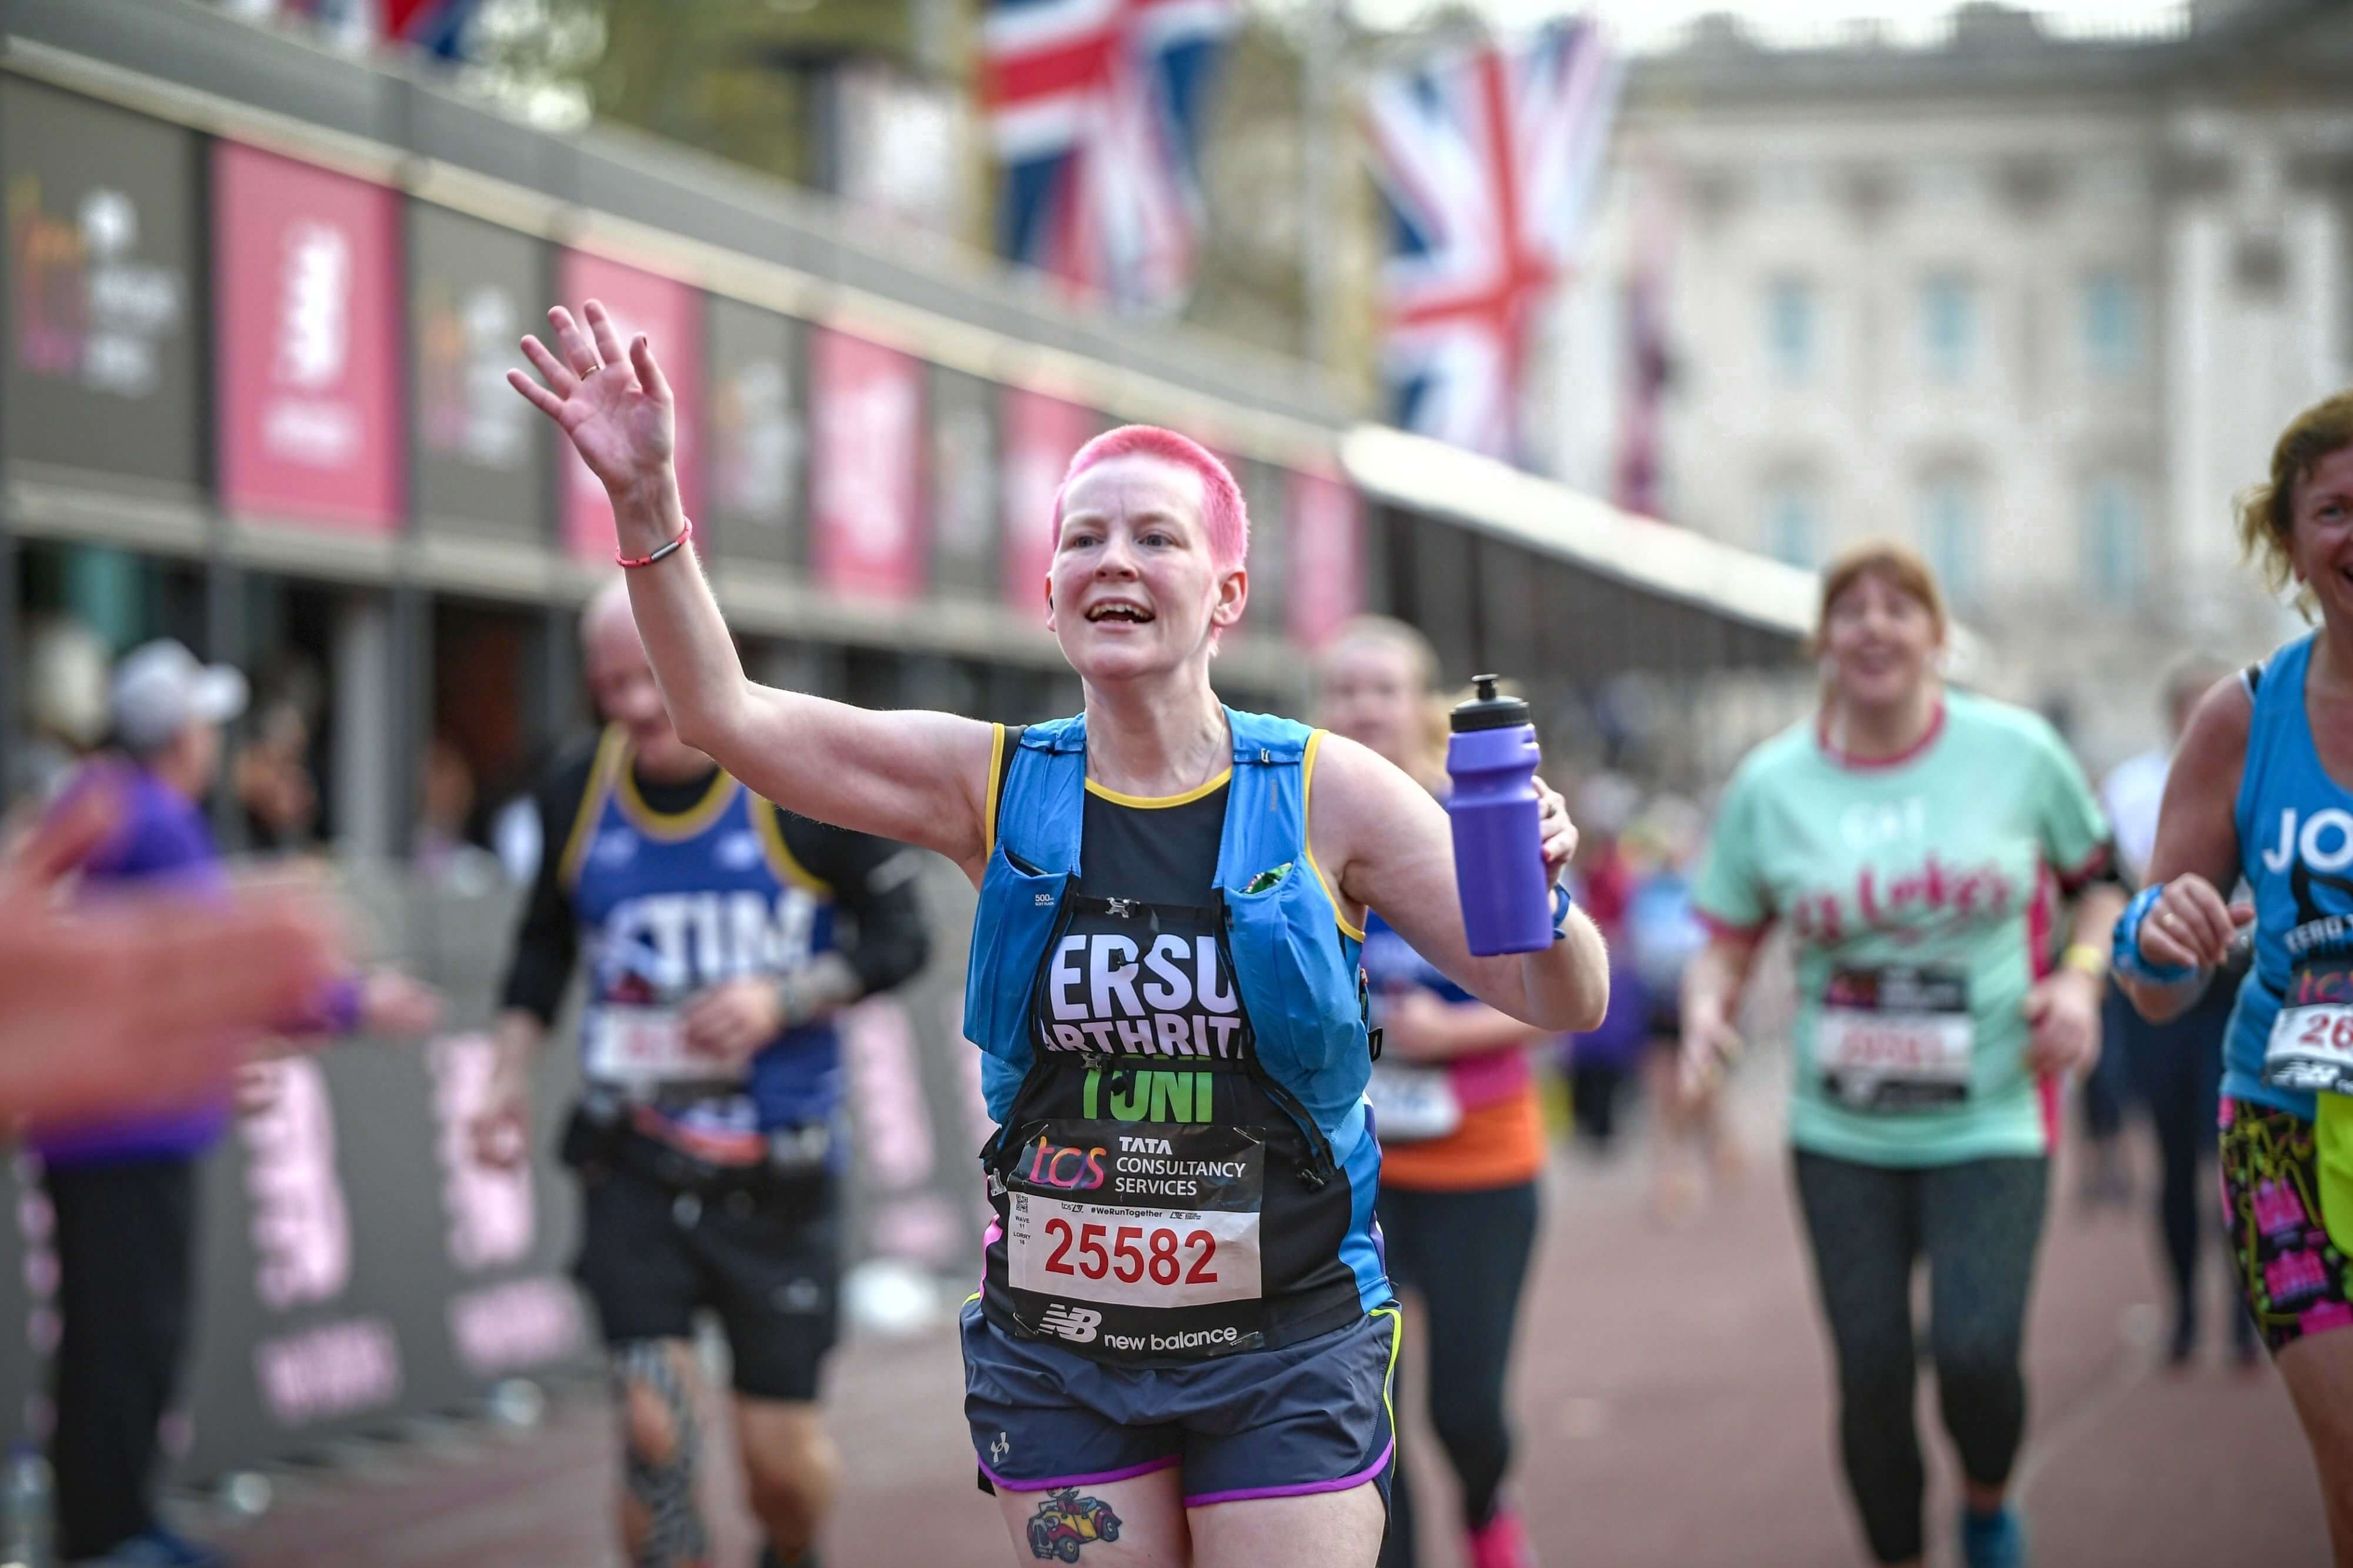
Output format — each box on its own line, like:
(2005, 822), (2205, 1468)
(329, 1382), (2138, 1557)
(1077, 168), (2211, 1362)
(1302, 730), (1368, 942)
(754, 798), (834, 898)
(614, 749), (736, 842)
(1373, 1303), (1403, 1440)
(1083, 769), (1233, 809)
(984, 722), (1007, 861)
(556, 727), (626, 889)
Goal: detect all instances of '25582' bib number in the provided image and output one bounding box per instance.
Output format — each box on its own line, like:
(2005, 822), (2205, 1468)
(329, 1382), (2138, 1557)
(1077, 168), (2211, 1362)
(1012, 1196), (1261, 1308)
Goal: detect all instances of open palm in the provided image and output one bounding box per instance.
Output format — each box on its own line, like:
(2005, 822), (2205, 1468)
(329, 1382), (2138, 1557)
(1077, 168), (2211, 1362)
(506, 300), (674, 500)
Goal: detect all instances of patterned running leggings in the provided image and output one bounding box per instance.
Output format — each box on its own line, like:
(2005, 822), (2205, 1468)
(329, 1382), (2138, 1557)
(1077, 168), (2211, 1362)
(2218, 1096), (2353, 1352)
(1792, 1150), (2049, 1566)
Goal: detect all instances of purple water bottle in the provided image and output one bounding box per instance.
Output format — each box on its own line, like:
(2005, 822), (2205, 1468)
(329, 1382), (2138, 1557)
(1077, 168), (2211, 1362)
(1447, 675), (1552, 956)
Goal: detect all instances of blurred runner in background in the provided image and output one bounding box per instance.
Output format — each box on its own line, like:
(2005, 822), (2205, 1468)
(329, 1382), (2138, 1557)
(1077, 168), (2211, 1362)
(1621, 796), (1738, 1220)
(472, 581), (930, 1568)
(2098, 653), (2256, 1370)
(1681, 544), (2124, 1568)
(1317, 619), (1548, 1568)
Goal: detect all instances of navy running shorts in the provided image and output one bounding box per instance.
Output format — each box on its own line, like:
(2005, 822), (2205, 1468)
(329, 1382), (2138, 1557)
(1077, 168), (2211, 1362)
(962, 1295), (1399, 1509)
(572, 1159), (841, 1402)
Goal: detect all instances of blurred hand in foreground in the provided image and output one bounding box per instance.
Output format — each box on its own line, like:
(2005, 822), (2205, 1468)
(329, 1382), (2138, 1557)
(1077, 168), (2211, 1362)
(0, 785), (344, 1126)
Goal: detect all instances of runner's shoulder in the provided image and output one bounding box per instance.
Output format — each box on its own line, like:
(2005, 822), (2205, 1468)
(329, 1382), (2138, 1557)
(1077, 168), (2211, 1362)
(529, 731), (606, 828)
(2171, 670), (2258, 780)
(1725, 719), (1819, 795)
(1940, 689), (2075, 768)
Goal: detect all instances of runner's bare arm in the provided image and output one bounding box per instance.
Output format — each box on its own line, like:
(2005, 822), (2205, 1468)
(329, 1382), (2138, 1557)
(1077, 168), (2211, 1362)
(2124, 675), (2255, 1023)
(1378, 990), (1545, 1063)
(1309, 732), (1608, 1034)
(508, 301), (996, 873)
(618, 535), (995, 870)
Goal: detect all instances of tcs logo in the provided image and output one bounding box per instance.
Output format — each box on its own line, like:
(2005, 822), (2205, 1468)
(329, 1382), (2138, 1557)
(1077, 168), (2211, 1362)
(1019, 1134), (1107, 1192)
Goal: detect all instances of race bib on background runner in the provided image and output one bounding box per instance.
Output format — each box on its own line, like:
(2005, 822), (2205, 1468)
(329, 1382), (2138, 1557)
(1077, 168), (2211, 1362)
(582, 1006), (744, 1086)
(2266, 954), (2353, 1096)
(1815, 966), (1974, 1111)
(1364, 1062), (1462, 1142)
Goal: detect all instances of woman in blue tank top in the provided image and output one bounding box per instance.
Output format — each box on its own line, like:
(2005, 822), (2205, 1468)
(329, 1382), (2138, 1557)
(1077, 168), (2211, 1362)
(2119, 389), (2353, 1561)
(509, 300), (1612, 1568)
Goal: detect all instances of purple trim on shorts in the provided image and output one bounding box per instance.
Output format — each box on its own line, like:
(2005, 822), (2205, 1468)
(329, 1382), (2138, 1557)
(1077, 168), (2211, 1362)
(976, 1452), (1181, 1494)
(1181, 1438), (1394, 1509)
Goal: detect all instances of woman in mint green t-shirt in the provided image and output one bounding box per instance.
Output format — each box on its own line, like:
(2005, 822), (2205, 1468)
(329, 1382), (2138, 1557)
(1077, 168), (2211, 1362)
(1681, 542), (2126, 1568)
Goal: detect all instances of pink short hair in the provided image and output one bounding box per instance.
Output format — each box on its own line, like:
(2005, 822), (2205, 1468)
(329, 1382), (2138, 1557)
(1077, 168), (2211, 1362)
(1050, 425), (1250, 573)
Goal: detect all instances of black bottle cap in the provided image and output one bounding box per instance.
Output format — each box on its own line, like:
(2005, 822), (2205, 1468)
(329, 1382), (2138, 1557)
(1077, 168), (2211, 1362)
(1450, 674), (1529, 732)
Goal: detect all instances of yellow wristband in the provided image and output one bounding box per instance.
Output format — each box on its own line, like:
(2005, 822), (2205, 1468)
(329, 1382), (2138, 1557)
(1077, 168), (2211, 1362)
(2061, 943), (2108, 980)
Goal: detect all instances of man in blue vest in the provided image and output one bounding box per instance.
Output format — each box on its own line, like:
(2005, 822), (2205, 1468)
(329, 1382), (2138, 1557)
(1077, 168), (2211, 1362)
(475, 583), (929, 1568)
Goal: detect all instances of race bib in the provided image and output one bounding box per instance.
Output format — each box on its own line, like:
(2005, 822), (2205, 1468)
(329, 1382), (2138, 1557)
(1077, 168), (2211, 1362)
(582, 1006), (743, 1086)
(1815, 966), (1974, 1112)
(2265, 957), (2353, 1096)
(1001, 1122), (1266, 1355)
(1364, 1062), (1463, 1143)
(1007, 1193), (1261, 1310)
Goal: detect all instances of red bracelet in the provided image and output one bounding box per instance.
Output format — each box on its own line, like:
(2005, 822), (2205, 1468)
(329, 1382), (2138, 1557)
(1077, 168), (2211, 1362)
(615, 518), (693, 569)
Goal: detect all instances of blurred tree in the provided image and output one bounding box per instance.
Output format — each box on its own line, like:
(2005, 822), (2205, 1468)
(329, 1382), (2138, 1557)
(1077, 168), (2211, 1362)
(460, 0), (1381, 396)
(1185, 9), (1386, 395)
(465, 0), (939, 186)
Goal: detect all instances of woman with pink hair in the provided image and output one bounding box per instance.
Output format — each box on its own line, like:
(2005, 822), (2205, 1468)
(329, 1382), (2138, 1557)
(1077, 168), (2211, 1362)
(511, 301), (1609, 1568)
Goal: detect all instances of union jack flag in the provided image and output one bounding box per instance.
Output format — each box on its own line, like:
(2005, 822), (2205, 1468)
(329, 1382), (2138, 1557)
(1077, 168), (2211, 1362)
(253, 0), (476, 59)
(379, 0), (475, 58)
(981, 0), (1238, 313)
(1365, 21), (1622, 463)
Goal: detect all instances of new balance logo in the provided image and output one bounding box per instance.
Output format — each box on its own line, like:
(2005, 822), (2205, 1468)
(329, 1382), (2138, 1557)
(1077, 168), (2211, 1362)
(1036, 1305), (1102, 1344)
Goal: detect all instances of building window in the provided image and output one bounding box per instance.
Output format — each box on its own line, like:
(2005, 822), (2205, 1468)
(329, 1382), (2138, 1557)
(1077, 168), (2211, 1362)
(1920, 272), (1976, 383)
(1921, 478), (1978, 605)
(2082, 271), (2140, 378)
(1764, 486), (1819, 568)
(1765, 276), (1817, 385)
(2083, 478), (2145, 605)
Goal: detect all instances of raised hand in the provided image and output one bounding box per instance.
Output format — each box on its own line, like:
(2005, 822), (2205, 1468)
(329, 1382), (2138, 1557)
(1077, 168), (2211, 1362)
(507, 301), (677, 519)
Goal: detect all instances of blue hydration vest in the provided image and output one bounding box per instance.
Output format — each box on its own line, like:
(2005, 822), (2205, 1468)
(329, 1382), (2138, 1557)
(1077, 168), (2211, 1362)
(964, 709), (1391, 1352)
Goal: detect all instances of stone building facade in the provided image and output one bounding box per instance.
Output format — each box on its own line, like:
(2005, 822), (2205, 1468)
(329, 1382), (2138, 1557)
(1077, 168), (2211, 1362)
(1548, 0), (2353, 768)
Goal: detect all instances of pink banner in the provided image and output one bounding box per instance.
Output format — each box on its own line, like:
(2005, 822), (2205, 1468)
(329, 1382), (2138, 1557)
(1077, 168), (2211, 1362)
(1287, 468), (1364, 648)
(556, 252), (705, 561)
(1000, 387), (1095, 615)
(810, 328), (926, 599)
(214, 143), (404, 531)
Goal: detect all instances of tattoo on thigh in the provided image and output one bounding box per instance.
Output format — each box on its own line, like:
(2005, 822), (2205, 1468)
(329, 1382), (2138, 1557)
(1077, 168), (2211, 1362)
(1024, 1487), (1124, 1561)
